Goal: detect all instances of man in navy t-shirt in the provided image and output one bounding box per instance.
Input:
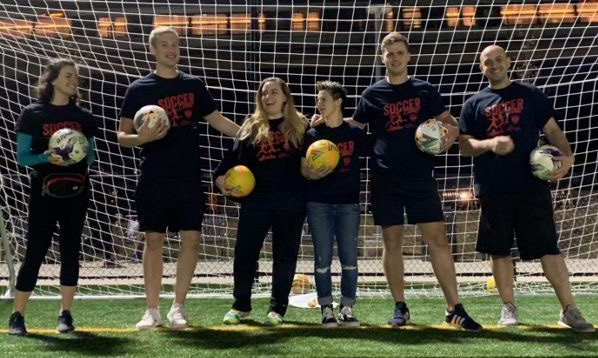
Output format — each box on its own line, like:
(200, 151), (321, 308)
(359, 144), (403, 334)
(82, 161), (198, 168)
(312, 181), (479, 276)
(459, 45), (593, 332)
(117, 26), (239, 330)
(353, 32), (481, 331)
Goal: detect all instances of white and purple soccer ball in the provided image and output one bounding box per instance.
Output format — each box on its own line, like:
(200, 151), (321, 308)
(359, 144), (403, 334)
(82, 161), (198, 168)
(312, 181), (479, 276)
(530, 144), (562, 180)
(48, 128), (89, 165)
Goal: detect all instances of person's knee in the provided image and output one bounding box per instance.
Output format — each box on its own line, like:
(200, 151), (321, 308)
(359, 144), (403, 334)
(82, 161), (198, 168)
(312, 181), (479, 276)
(426, 235), (449, 250)
(180, 236), (200, 252)
(341, 264), (357, 272)
(144, 237), (164, 252)
(315, 266), (331, 275)
(383, 237), (402, 252)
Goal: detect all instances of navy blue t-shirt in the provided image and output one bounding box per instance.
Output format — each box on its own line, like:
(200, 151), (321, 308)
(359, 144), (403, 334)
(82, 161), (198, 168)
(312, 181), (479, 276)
(120, 71), (217, 181)
(304, 122), (367, 204)
(15, 101), (97, 176)
(353, 77), (446, 178)
(213, 118), (306, 208)
(459, 81), (556, 195)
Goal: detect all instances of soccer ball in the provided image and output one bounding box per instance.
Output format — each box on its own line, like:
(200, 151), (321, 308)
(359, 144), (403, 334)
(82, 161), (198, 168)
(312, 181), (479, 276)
(224, 165), (256, 198)
(306, 139), (340, 170)
(133, 105), (170, 132)
(291, 274), (313, 294)
(48, 128), (88, 164)
(486, 276), (496, 293)
(530, 145), (562, 180)
(415, 119), (448, 155)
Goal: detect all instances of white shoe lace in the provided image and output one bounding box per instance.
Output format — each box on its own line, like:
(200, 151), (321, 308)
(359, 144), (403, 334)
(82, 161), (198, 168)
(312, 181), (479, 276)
(340, 306), (354, 319)
(168, 305), (188, 327)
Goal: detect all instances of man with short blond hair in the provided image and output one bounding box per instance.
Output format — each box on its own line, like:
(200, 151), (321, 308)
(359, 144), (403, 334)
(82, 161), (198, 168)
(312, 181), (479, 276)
(117, 26), (239, 330)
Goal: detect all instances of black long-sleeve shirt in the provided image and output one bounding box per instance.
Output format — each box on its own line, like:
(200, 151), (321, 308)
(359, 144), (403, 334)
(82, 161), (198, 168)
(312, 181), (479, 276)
(214, 118), (306, 209)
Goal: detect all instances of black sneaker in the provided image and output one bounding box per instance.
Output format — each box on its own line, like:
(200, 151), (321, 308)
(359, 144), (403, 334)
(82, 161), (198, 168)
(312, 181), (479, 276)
(56, 310), (75, 333)
(388, 302), (410, 327)
(321, 304), (338, 328)
(338, 305), (360, 327)
(8, 312), (27, 336)
(445, 303), (482, 331)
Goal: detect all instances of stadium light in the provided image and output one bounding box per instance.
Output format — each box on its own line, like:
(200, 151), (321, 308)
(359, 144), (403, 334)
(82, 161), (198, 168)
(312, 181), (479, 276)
(190, 14), (227, 36)
(98, 17), (111, 38)
(462, 7), (476, 27)
(258, 12), (266, 33)
(0, 19), (32, 39)
(402, 7), (422, 30)
(384, 10), (395, 33)
(113, 16), (127, 38)
(35, 13), (71, 38)
(538, 4), (576, 24)
(292, 12), (305, 31)
(307, 11), (321, 32)
(154, 15), (188, 35)
(501, 5), (537, 25)
(230, 13), (251, 34)
(578, 3), (598, 23)
(446, 7), (459, 27)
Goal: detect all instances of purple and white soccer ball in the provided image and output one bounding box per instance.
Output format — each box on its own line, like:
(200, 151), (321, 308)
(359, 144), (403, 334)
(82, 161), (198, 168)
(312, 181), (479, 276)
(529, 144), (562, 180)
(48, 128), (89, 165)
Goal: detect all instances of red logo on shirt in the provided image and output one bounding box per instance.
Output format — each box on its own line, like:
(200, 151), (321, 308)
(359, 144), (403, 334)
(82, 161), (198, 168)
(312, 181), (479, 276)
(336, 140), (355, 172)
(42, 121), (83, 137)
(484, 98), (524, 137)
(256, 130), (291, 162)
(157, 92), (195, 127)
(383, 98), (421, 132)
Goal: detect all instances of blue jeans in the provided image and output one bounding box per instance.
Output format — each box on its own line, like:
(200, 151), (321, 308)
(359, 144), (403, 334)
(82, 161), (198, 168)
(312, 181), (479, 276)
(306, 202), (360, 307)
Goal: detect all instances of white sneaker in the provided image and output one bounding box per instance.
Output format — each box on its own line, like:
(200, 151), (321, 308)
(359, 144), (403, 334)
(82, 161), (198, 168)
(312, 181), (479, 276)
(167, 303), (189, 329)
(497, 302), (518, 327)
(136, 308), (162, 330)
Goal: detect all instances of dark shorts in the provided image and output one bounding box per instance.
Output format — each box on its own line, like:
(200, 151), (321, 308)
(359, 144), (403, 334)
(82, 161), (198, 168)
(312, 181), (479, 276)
(136, 178), (205, 233)
(370, 175), (444, 226)
(476, 189), (560, 260)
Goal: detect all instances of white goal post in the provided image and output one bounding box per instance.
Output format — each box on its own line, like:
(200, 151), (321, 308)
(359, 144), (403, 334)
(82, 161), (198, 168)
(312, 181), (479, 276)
(0, 0), (597, 299)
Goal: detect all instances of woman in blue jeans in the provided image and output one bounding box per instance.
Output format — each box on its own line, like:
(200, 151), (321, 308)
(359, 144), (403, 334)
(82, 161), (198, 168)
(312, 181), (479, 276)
(302, 81), (367, 327)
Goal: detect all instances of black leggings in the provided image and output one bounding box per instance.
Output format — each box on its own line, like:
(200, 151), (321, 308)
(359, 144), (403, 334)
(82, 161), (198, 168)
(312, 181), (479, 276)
(232, 203), (306, 316)
(15, 179), (89, 292)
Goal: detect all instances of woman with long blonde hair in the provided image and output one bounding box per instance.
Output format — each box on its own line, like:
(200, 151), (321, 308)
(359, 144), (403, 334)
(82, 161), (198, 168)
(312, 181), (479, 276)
(214, 77), (307, 326)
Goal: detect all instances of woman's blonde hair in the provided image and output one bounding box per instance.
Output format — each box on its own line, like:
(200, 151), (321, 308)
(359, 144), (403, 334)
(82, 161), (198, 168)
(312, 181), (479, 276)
(239, 77), (306, 148)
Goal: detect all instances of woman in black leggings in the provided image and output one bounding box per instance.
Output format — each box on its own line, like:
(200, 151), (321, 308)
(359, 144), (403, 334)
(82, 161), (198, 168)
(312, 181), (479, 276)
(214, 77), (307, 326)
(8, 58), (97, 336)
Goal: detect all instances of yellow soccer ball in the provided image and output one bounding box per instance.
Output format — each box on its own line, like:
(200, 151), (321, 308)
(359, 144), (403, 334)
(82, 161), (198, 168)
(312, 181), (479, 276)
(306, 139), (340, 170)
(224, 165), (256, 198)
(486, 276), (496, 292)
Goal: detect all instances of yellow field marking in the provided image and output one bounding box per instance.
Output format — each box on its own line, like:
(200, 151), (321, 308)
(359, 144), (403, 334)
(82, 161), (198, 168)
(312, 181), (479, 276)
(0, 324), (595, 335)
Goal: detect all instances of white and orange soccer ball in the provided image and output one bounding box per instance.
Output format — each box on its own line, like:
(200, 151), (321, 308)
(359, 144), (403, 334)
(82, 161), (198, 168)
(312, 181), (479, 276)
(530, 145), (562, 180)
(415, 119), (448, 155)
(48, 128), (88, 165)
(224, 165), (256, 198)
(306, 139), (340, 170)
(133, 104), (170, 132)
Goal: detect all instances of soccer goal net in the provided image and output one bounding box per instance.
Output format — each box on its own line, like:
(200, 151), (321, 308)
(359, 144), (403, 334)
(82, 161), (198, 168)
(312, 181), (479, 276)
(0, 1), (597, 299)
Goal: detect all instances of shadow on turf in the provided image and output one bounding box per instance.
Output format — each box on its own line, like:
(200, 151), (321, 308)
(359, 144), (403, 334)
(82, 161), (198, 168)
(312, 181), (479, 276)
(22, 332), (134, 356)
(162, 322), (597, 355)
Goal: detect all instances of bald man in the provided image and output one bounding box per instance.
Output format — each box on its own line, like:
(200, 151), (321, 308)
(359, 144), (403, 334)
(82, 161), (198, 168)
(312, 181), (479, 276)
(459, 45), (594, 332)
